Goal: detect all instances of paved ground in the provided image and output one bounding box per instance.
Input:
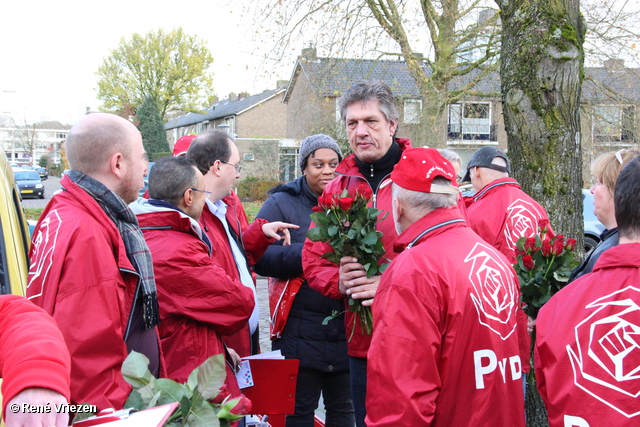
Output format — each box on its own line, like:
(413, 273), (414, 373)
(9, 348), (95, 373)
(256, 277), (328, 422)
(21, 175), (61, 209)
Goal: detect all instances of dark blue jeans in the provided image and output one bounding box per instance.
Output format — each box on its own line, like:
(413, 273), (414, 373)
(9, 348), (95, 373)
(286, 368), (354, 427)
(349, 356), (367, 427)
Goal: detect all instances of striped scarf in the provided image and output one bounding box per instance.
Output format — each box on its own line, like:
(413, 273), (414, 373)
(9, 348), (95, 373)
(68, 171), (160, 329)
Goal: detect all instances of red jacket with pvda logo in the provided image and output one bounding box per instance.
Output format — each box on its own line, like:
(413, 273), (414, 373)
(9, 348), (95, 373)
(26, 175), (159, 410)
(366, 207), (526, 427)
(466, 177), (552, 264)
(535, 243), (640, 427)
(132, 200), (255, 397)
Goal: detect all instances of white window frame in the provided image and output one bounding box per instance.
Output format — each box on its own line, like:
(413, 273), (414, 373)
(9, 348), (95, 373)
(404, 99), (422, 124)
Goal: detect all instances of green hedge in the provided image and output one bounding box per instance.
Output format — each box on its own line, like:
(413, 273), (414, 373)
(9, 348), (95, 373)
(151, 152), (172, 162)
(238, 180), (280, 202)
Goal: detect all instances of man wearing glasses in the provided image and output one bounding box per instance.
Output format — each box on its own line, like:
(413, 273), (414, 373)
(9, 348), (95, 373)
(186, 130), (298, 357)
(130, 156), (254, 403)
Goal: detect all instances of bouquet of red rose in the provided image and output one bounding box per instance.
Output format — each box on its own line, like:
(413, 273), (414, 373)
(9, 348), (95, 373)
(513, 219), (580, 320)
(307, 183), (388, 337)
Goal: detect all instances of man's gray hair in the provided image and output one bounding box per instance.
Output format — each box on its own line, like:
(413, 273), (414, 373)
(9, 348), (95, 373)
(148, 156), (199, 206)
(392, 177), (457, 213)
(338, 81), (399, 125)
(437, 148), (462, 165)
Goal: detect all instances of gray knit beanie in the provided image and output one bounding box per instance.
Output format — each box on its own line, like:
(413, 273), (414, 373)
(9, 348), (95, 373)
(299, 134), (343, 171)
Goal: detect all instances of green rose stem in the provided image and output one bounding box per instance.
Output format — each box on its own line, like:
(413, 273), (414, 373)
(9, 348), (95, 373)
(309, 187), (388, 340)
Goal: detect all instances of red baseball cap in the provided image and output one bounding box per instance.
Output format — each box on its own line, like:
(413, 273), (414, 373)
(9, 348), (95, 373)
(172, 135), (197, 157)
(385, 147), (459, 194)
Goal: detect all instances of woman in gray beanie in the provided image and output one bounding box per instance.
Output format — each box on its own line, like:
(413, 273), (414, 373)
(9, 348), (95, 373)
(254, 135), (354, 426)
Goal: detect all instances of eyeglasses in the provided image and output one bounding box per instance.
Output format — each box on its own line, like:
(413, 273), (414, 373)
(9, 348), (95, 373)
(220, 160), (242, 174)
(190, 188), (212, 195)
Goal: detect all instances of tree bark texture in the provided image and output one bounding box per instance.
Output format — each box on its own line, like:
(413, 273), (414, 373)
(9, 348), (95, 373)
(498, 0), (585, 243)
(366, 0), (500, 147)
(497, 1), (585, 426)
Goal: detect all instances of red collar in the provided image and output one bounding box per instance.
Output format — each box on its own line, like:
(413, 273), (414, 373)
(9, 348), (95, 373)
(474, 177), (521, 201)
(394, 206), (466, 252)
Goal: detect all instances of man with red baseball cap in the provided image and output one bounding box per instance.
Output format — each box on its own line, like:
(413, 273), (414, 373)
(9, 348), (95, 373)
(172, 135), (197, 157)
(366, 147), (526, 426)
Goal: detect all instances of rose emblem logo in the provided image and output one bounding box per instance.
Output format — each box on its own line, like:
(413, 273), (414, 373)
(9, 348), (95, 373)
(567, 286), (640, 418)
(27, 210), (62, 299)
(504, 199), (545, 250)
(465, 242), (519, 340)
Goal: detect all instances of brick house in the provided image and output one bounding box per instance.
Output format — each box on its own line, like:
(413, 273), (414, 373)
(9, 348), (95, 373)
(164, 86), (292, 180)
(283, 49), (640, 172)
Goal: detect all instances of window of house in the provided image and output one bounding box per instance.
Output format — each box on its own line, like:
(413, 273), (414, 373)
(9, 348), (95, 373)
(56, 132), (67, 139)
(404, 99), (422, 124)
(279, 148), (299, 182)
(448, 102), (494, 141)
(463, 103), (489, 119)
(594, 105), (636, 143)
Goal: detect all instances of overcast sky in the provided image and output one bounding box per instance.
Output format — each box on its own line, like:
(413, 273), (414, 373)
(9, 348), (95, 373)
(0, 0), (296, 125)
(3, 0), (639, 126)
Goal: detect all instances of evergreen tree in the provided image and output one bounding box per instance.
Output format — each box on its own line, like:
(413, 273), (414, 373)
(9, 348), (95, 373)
(136, 96), (170, 157)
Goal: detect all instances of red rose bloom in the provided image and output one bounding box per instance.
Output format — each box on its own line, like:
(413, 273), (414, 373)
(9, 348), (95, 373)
(524, 237), (538, 253)
(522, 255), (535, 270)
(210, 384), (230, 404)
(551, 234), (565, 256)
(318, 194), (336, 209)
(312, 205), (324, 212)
(228, 395), (252, 417)
(565, 238), (577, 251)
(541, 239), (553, 257)
(538, 218), (551, 234)
(339, 197), (354, 210)
(356, 183), (373, 200)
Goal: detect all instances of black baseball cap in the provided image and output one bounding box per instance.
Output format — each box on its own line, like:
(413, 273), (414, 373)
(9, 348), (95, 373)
(462, 146), (510, 182)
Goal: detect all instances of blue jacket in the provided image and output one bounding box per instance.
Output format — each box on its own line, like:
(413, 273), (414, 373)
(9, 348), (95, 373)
(254, 176), (348, 373)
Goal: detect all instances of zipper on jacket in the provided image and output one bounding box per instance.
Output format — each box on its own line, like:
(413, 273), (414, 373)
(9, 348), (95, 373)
(120, 267), (140, 342)
(406, 219), (466, 249)
(140, 225), (172, 231)
(373, 173), (393, 209)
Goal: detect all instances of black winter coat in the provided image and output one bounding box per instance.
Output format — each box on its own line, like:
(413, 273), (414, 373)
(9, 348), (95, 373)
(254, 176), (349, 373)
(569, 228), (619, 283)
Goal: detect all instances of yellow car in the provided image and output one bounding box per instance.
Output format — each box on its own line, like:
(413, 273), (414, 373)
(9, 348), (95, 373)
(0, 149), (30, 296)
(0, 150), (31, 423)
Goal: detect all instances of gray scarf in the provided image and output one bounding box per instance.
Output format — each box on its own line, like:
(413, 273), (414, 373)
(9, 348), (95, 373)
(68, 170), (160, 329)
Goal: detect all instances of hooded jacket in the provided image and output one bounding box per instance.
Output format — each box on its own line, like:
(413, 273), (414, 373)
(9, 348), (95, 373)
(302, 138), (411, 357)
(535, 243), (640, 427)
(254, 176), (348, 372)
(131, 199), (255, 396)
(366, 207), (526, 427)
(26, 175), (160, 410)
(466, 177), (552, 264)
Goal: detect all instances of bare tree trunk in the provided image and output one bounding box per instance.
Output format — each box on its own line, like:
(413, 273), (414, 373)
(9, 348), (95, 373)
(497, 1), (585, 426)
(498, 0), (585, 240)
